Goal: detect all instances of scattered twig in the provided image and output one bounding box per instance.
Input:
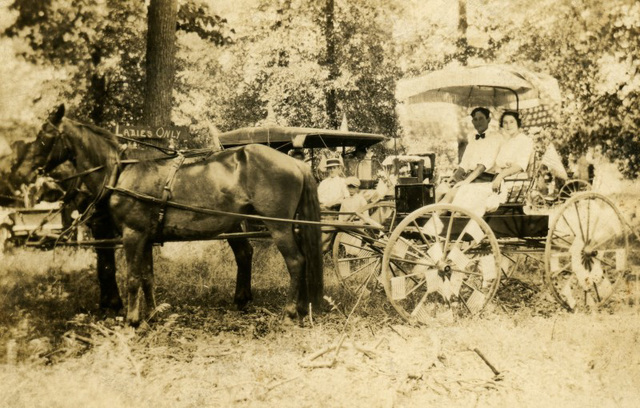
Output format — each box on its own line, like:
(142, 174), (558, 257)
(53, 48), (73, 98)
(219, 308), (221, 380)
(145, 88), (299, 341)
(373, 337), (386, 350)
(299, 360), (336, 369)
(471, 347), (501, 377)
(550, 316), (558, 340)
(257, 307), (277, 316)
(72, 334), (96, 345)
(388, 325), (407, 341)
(263, 375), (301, 393)
(308, 345), (337, 361)
(353, 343), (377, 359)
(432, 376), (451, 394)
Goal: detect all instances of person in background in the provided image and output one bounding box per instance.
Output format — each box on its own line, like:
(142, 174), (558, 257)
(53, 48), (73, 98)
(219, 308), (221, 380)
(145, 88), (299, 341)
(290, 148), (305, 161)
(440, 107), (503, 203)
(317, 157), (349, 210)
(344, 146), (368, 178)
(338, 177), (368, 221)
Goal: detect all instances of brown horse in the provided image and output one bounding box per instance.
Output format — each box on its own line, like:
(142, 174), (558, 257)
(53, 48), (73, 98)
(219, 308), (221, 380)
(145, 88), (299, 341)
(14, 105), (323, 325)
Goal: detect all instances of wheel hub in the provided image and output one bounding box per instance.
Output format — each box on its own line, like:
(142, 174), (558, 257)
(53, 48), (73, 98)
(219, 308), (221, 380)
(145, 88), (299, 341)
(581, 242), (598, 270)
(438, 263), (452, 279)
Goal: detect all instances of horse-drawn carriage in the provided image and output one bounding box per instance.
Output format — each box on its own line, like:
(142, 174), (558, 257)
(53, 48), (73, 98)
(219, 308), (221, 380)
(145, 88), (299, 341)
(220, 122), (628, 321)
(10, 64), (630, 326)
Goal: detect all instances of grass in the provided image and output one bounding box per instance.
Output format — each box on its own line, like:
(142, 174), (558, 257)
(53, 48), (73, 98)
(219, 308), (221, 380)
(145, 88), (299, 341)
(1, 200), (640, 407)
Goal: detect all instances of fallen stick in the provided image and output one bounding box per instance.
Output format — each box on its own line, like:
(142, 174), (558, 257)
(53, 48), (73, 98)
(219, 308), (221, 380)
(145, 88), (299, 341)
(299, 360), (336, 369)
(308, 345), (337, 361)
(472, 348), (500, 376)
(373, 338), (386, 350)
(264, 375), (301, 393)
(72, 334), (95, 345)
(353, 343), (377, 359)
(388, 325), (407, 341)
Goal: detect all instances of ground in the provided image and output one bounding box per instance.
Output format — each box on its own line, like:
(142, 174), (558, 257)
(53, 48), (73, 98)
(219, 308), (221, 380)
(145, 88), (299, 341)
(1, 192), (640, 408)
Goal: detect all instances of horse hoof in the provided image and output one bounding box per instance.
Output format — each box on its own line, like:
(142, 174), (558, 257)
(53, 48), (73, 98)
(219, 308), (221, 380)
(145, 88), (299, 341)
(233, 298), (252, 312)
(126, 318), (141, 328)
(100, 297), (124, 313)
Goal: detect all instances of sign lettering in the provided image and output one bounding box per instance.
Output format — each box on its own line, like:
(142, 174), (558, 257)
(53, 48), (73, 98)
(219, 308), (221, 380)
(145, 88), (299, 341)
(114, 124), (190, 140)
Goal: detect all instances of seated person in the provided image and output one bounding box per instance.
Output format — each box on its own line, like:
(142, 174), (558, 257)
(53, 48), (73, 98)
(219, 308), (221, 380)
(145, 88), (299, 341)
(338, 177), (368, 221)
(488, 111), (533, 191)
(447, 110), (534, 216)
(317, 157), (349, 210)
(440, 107), (503, 204)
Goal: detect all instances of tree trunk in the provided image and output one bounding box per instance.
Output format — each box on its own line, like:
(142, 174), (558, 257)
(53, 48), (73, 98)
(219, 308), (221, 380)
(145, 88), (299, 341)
(457, 0), (469, 66)
(324, 0), (339, 129)
(144, 0), (177, 128)
(457, 0), (468, 160)
(458, 0), (467, 36)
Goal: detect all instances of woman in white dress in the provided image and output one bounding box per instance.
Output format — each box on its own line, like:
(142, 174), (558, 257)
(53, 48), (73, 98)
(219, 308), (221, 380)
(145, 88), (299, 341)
(489, 111), (534, 194)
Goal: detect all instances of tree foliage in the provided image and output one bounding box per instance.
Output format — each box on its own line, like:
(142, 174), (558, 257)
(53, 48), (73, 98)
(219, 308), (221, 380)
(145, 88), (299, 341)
(1, 0), (640, 176)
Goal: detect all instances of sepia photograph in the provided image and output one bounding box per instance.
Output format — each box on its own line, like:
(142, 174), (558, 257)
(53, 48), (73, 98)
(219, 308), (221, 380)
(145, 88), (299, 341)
(1, 0), (639, 406)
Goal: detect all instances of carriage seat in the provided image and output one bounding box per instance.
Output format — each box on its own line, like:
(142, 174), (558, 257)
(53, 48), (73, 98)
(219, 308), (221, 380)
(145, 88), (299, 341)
(490, 150), (537, 208)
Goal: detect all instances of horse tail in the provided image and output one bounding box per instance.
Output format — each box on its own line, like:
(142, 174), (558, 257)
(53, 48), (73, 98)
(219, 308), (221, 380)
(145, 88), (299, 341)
(296, 163), (323, 309)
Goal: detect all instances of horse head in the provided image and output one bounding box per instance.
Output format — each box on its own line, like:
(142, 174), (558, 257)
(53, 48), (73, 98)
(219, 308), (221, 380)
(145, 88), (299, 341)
(12, 104), (74, 186)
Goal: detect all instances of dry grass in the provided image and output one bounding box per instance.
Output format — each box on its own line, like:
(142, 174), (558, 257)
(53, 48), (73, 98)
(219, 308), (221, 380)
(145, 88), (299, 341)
(2, 193), (640, 407)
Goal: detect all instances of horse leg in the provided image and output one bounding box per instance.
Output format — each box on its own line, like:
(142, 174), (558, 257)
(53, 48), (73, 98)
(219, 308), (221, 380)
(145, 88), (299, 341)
(140, 240), (156, 317)
(89, 215), (123, 313)
(122, 228), (153, 326)
(227, 237), (254, 310)
(264, 223), (305, 319)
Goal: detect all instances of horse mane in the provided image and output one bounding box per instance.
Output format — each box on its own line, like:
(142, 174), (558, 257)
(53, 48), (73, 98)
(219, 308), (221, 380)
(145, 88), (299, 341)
(69, 119), (121, 148)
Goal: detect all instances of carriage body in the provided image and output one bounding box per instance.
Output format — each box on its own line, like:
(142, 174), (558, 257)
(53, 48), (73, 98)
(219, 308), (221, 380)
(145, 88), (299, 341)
(0, 205), (64, 253)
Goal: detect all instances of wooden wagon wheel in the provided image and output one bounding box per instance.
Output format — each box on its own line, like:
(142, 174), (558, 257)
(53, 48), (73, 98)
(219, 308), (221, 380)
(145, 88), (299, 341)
(381, 204), (501, 324)
(544, 192), (629, 311)
(557, 179), (591, 203)
(332, 201), (396, 295)
(527, 190), (553, 212)
(500, 252), (526, 280)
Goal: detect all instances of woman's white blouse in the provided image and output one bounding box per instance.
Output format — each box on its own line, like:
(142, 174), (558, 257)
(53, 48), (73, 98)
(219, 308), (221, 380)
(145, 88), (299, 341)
(493, 132), (534, 173)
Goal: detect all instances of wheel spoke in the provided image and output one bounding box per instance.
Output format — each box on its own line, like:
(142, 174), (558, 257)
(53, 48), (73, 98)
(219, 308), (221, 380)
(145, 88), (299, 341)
(573, 201), (586, 244)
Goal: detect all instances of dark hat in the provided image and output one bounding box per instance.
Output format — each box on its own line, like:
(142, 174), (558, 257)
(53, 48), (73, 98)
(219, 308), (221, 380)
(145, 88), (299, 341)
(325, 158), (342, 168)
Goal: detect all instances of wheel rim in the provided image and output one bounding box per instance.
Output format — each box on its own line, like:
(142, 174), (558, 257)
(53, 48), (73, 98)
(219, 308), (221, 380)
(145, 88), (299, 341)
(332, 201), (396, 295)
(558, 179), (590, 203)
(381, 204), (501, 323)
(544, 192), (628, 311)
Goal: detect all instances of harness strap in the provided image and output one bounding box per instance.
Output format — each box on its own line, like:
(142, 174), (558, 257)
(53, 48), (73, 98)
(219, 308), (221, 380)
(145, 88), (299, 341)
(55, 165), (105, 183)
(107, 186), (384, 230)
(154, 154), (186, 241)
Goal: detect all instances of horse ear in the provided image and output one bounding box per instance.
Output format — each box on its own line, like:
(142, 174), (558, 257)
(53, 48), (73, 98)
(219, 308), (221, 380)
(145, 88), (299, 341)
(50, 104), (65, 125)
